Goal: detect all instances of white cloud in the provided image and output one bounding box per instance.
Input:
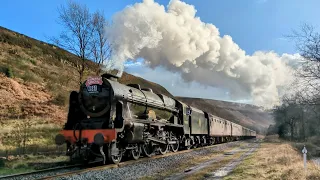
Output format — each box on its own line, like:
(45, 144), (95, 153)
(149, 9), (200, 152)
(126, 64), (250, 102)
(106, 0), (301, 108)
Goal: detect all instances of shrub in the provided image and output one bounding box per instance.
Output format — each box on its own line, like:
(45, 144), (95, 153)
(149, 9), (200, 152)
(21, 71), (41, 83)
(0, 66), (8, 75)
(13, 162), (28, 169)
(45, 83), (59, 94)
(0, 159), (5, 168)
(0, 66), (14, 78)
(23, 58), (37, 65)
(7, 48), (17, 55)
(15, 58), (29, 70)
(6, 67), (14, 78)
(309, 136), (320, 145)
(52, 93), (68, 106)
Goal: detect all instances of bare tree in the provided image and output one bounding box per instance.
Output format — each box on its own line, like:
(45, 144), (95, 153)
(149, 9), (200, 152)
(54, 1), (94, 84)
(274, 101), (301, 141)
(291, 23), (320, 63)
(91, 11), (112, 75)
(289, 23), (320, 105)
(273, 23), (320, 141)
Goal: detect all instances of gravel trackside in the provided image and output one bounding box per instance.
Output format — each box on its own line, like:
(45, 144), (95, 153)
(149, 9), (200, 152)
(207, 142), (259, 180)
(56, 141), (244, 180)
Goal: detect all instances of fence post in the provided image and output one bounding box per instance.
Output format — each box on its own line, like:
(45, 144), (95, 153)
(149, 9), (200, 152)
(302, 145), (308, 172)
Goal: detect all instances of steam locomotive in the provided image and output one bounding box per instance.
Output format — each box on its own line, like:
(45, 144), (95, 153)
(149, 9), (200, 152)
(55, 73), (256, 164)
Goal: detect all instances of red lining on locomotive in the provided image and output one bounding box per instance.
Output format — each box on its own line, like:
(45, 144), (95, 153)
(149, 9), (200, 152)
(60, 129), (116, 143)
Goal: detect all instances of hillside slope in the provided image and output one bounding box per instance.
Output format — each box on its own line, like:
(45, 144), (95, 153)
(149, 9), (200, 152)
(0, 26), (172, 122)
(0, 26), (272, 133)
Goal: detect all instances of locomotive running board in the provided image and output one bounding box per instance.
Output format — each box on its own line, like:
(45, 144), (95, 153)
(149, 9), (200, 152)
(129, 119), (184, 128)
(147, 137), (177, 144)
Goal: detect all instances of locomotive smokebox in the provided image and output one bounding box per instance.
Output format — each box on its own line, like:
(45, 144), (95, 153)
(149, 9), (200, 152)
(101, 73), (119, 82)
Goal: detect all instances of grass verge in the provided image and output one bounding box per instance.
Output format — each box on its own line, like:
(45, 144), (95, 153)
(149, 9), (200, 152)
(0, 155), (69, 176)
(225, 137), (320, 180)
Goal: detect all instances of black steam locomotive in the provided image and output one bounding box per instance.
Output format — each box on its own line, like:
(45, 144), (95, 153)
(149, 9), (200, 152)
(55, 73), (256, 164)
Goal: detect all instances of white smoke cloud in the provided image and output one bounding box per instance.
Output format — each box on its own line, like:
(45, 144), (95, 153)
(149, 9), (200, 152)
(105, 0), (301, 108)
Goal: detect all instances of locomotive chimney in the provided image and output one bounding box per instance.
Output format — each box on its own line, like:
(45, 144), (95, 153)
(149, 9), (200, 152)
(101, 73), (119, 82)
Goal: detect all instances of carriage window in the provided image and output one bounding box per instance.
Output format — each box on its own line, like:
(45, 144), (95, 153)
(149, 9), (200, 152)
(186, 107), (192, 115)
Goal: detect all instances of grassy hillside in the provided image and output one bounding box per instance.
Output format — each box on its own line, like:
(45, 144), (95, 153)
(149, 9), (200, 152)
(0, 26), (172, 122)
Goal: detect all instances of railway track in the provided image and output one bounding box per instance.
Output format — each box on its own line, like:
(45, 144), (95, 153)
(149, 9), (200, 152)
(40, 146), (213, 179)
(0, 140), (255, 180)
(0, 164), (81, 180)
(0, 160), (104, 180)
(0, 140), (249, 180)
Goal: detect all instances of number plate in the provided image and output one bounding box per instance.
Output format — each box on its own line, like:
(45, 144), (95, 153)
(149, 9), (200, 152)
(87, 85), (101, 93)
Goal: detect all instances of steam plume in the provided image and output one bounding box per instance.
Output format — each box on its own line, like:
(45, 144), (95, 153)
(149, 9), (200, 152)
(105, 0), (300, 108)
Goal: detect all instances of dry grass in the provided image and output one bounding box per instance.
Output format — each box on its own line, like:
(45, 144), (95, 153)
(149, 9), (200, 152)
(0, 154), (69, 176)
(263, 134), (282, 143)
(0, 118), (61, 151)
(0, 118), (66, 175)
(256, 134), (266, 139)
(225, 138), (320, 180)
(0, 73), (67, 122)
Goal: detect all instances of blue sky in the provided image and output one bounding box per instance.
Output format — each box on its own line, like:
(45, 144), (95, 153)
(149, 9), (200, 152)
(1, 0), (320, 103)
(2, 0), (320, 54)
